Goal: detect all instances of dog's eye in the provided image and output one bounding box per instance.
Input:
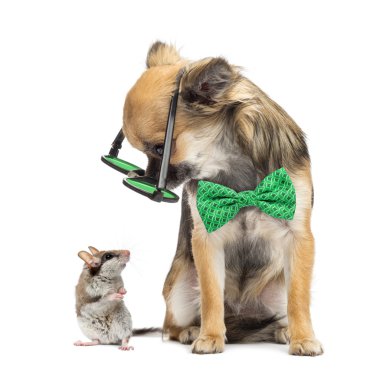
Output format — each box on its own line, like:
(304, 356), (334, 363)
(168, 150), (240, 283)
(154, 145), (164, 156)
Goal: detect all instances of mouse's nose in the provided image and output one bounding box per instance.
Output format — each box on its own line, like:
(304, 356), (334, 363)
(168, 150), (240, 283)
(121, 250), (130, 258)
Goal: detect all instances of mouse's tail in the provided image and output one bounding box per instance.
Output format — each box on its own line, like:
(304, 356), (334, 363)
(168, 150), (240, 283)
(132, 327), (162, 336)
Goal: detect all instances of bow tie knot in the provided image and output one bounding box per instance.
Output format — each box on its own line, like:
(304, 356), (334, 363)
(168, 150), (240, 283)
(196, 168), (296, 233)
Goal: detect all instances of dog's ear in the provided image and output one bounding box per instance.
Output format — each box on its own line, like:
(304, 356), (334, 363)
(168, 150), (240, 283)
(146, 41), (182, 68)
(181, 58), (233, 107)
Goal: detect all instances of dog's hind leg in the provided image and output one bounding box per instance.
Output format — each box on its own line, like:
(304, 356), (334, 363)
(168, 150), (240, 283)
(225, 315), (288, 343)
(162, 259), (200, 342)
(162, 191), (201, 342)
(162, 261), (200, 341)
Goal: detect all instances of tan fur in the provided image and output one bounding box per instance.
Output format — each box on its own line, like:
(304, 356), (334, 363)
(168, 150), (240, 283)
(286, 168), (323, 355)
(288, 231), (315, 339)
(287, 232), (323, 356)
(146, 42), (183, 68)
(190, 226), (225, 353)
(123, 63), (189, 163)
(123, 65), (180, 147)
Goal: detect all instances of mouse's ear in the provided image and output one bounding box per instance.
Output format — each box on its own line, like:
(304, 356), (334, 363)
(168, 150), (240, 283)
(88, 246), (99, 255)
(78, 251), (101, 268)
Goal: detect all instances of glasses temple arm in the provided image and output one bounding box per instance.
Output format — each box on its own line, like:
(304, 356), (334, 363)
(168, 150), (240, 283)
(157, 89), (179, 190)
(109, 129), (125, 157)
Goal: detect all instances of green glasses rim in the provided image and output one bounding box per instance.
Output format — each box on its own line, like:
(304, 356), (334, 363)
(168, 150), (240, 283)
(123, 177), (179, 203)
(101, 155), (145, 176)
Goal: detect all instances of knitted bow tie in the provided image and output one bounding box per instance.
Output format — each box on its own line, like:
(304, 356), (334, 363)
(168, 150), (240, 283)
(196, 168), (296, 233)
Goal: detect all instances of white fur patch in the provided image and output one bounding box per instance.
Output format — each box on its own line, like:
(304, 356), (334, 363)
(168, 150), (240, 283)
(168, 268), (200, 327)
(260, 278), (287, 315)
(180, 126), (244, 180)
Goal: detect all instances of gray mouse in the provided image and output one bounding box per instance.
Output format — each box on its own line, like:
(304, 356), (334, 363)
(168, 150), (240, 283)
(74, 246), (133, 350)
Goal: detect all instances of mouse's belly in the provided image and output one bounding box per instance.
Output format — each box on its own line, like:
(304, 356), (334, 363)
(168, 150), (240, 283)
(78, 314), (115, 343)
(77, 304), (132, 344)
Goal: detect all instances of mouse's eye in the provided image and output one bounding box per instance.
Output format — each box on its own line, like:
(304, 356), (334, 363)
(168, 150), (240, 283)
(154, 144), (164, 156)
(104, 254), (114, 261)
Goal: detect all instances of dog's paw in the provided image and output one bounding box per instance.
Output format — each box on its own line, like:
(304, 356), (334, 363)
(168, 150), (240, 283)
(179, 326), (200, 344)
(289, 338), (323, 356)
(275, 326), (290, 344)
(191, 335), (224, 354)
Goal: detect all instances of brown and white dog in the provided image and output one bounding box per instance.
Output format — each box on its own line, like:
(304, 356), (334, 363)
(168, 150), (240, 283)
(122, 42), (323, 356)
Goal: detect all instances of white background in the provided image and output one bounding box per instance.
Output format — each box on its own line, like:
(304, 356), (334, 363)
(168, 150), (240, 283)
(1, 0), (379, 371)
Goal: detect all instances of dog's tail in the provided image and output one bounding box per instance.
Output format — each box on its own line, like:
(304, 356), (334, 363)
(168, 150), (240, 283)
(132, 327), (162, 336)
(225, 315), (288, 343)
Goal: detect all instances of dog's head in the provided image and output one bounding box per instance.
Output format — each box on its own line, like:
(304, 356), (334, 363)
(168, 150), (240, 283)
(123, 42), (243, 189)
(123, 42), (309, 190)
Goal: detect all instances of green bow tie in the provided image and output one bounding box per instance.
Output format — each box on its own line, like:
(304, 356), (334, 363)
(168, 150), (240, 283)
(196, 168), (296, 233)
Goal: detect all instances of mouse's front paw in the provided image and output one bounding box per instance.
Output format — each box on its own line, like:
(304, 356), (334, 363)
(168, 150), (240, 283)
(106, 293), (124, 301)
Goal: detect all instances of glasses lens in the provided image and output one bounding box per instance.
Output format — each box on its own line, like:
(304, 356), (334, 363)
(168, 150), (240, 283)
(123, 177), (179, 202)
(101, 155), (145, 175)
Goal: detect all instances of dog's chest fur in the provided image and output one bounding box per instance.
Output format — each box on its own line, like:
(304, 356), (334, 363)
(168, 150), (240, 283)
(220, 209), (289, 316)
(184, 140), (291, 317)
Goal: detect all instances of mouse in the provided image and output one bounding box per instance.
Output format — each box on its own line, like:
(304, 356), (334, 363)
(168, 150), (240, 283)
(74, 246), (134, 350)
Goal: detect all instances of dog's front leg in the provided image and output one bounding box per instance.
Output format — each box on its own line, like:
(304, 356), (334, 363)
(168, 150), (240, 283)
(191, 225), (226, 354)
(286, 232), (323, 356)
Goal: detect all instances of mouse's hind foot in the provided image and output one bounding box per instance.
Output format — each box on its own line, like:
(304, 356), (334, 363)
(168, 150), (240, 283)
(119, 337), (134, 351)
(119, 345), (134, 351)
